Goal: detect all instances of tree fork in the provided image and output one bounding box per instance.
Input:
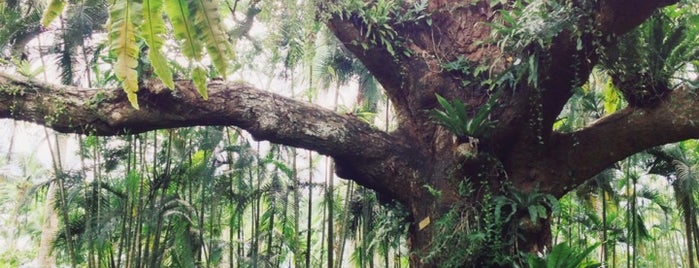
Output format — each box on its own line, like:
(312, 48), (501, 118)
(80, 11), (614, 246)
(0, 0), (689, 266)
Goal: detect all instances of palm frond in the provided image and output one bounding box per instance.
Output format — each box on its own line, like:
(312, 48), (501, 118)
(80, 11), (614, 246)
(56, 43), (75, 85)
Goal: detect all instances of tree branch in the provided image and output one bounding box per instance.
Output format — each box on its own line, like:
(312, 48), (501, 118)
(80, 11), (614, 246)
(0, 72), (419, 202)
(498, 0), (678, 165)
(538, 0), (678, 132)
(539, 86), (699, 196)
(597, 0), (679, 35)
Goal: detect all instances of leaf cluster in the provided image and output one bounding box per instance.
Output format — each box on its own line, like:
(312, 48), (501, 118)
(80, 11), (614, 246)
(0, 2), (42, 58)
(488, 0), (575, 53)
(431, 93), (497, 139)
(333, 0), (429, 57)
(494, 185), (558, 227)
(600, 10), (699, 105)
(41, 0), (234, 108)
(524, 242), (602, 268)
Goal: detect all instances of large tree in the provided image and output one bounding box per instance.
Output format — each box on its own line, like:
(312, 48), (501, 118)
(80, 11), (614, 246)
(1, 0), (697, 266)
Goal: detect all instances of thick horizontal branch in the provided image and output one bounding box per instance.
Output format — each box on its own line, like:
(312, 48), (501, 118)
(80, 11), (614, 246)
(540, 86), (699, 196)
(597, 0), (679, 35)
(0, 72), (421, 202)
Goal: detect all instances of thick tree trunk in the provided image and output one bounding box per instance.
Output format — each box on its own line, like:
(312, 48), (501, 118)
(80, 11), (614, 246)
(326, 0), (679, 265)
(0, 0), (685, 266)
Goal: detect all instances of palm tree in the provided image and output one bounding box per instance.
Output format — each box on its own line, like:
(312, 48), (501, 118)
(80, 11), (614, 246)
(0, 0), (42, 60)
(648, 144), (699, 268)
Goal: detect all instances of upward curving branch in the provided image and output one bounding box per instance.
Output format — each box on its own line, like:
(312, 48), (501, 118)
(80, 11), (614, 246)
(0, 72), (420, 202)
(498, 0), (679, 170)
(532, 86), (699, 196)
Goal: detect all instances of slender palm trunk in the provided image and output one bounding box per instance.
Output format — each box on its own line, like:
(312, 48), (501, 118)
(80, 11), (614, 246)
(266, 149), (279, 259)
(624, 159), (634, 268)
(306, 150), (313, 268)
(46, 130), (77, 267)
(336, 182), (354, 268)
(602, 188), (608, 265)
(306, 59), (315, 268)
(224, 128), (236, 268)
(36, 182), (59, 267)
(326, 82), (340, 268)
(684, 203), (696, 268)
(253, 142), (262, 266)
(292, 146), (302, 267)
(288, 71), (303, 268)
(278, 182), (290, 268)
(116, 137), (134, 268)
(632, 178), (638, 268)
(5, 121), (15, 162)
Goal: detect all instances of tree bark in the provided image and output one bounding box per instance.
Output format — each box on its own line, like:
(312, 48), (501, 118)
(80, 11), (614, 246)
(0, 0), (686, 266)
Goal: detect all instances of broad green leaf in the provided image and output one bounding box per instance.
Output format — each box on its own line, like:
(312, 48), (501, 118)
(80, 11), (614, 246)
(603, 79), (621, 114)
(142, 0), (174, 88)
(435, 94), (451, 111)
(189, 0), (232, 77)
(164, 0), (203, 60)
(41, 0), (66, 26)
(453, 98), (468, 127)
(192, 66), (208, 100)
(109, 0), (142, 109)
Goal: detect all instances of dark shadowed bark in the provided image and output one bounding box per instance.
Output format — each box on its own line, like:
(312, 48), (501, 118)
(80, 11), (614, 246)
(0, 0), (686, 266)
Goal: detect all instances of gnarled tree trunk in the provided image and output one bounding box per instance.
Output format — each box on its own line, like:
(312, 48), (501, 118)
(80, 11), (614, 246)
(0, 0), (688, 266)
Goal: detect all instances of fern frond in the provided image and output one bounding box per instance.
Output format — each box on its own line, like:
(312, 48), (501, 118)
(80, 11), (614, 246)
(164, 0), (202, 60)
(109, 0), (142, 109)
(142, 0), (174, 88)
(192, 66), (208, 100)
(189, 0), (232, 77)
(661, 25), (686, 59)
(41, 0), (66, 26)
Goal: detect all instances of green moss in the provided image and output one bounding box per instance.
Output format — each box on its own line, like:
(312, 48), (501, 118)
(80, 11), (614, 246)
(86, 90), (108, 110)
(0, 83), (25, 96)
(42, 94), (68, 126)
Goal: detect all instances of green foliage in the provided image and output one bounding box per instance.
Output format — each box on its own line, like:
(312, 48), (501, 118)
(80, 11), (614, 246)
(11, 59), (44, 79)
(38, 0), (235, 105)
(192, 66), (209, 100)
(189, 0), (233, 77)
(109, 0), (142, 108)
(441, 55), (482, 87)
(331, 0), (429, 57)
(600, 10), (699, 105)
(494, 185), (558, 225)
(442, 55), (472, 74)
(431, 93), (497, 138)
(424, 184), (526, 266)
(142, 0), (174, 89)
(489, 0), (575, 52)
(164, 0), (203, 60)
(0, 2), (41, 58)
(602, 78), (622, 114)
(422, 184), (442, 198)
(41, 0), (66, 26)
(335, 0), (399, 55)
(424, 195), (488, 265)
(525, 243), (602, 268)
(425, 185), (558, 266)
